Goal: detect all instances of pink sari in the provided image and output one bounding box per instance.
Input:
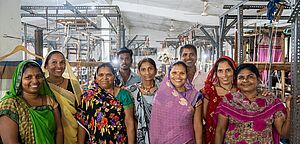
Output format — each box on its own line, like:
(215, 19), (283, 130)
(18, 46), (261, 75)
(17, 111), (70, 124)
(215, 92), (286, 144)
(257, 35), (282, 83)
(150, 73), (203, 144)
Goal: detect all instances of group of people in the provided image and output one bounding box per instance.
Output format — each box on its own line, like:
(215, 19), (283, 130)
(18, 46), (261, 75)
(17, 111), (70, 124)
(0, 44), (294, 144)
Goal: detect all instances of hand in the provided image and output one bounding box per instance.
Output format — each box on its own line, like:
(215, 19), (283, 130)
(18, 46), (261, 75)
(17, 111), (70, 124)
(261, 89), (274, 97)
(296, 94), (300, 104)
(285, 95), (292, 111)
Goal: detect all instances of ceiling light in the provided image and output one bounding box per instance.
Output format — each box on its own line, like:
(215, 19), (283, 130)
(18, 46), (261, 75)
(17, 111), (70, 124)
(169, 25), (175, 32)
(201, 12), (208, 16)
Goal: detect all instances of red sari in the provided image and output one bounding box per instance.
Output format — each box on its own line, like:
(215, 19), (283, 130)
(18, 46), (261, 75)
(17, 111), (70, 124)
(202, 56), (237, 144)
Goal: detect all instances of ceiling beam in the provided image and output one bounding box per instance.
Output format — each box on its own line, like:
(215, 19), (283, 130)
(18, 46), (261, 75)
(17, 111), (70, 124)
(64, 1), (98, 29)
(227, 15), (290, 20)
(21, 5), (120, 13)
(220, 0), (248, 18)
(21, 13), (119, 17)
(223, 5), (290, 9)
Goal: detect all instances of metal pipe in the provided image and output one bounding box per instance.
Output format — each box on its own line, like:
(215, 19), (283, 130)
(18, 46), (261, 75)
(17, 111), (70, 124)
(21, 5), (121, 11)
(220, 0), (249, 18)
(24, 23), (28, 59)
(46, 7), (49, 30)
(237, 6), (244, 64)
(223, 5), (290, 9)
(267, 27), (274, 90)
(121, 23), (126, 48)
(34, 29), (43, 60)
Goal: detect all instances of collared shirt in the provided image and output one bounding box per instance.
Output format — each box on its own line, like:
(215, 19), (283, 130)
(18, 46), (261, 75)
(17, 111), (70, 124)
(117, 70), (141, 87)
(192, 68), (208, 91)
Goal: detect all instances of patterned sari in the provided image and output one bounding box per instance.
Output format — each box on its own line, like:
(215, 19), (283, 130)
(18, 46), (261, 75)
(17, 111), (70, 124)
(215, 92), (286, 144)
(0, 60), (57, 144)
(129, 80), (159, 144)
(150, 72), (203, 144)
(202, 56), (237, 144)
(42, 51), (83, 144)
(76, 82), (133, 144)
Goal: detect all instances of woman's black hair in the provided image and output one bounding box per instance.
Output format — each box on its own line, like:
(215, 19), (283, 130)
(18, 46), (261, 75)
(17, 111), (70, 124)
(213, 57), (236, 74)
(44, 51), (65, 67)
(22, 61), (43, 75)
(234, 63), (260, 80)
(170, 61), (188, 73)
(137, 58), (157, 71)
(94, 62), (116, 79)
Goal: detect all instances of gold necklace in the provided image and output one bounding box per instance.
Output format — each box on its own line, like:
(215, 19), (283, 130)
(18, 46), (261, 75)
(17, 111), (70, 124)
(48, 78), (64, 86)
(141, 83), (155, 93)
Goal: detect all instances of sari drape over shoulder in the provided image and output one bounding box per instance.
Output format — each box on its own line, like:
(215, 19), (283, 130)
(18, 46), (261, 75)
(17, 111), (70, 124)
(76, 83), (133, 144)
(202, 56), (237, 144)
(150, 74), (203, 144)
(215, 92), (287, 144)
(42, 51), (83, 144)
(0, 60), (57, 144)
(129, 80), (160, 144)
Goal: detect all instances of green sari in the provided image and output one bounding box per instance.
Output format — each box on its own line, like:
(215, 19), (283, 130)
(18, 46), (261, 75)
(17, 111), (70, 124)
(0, 60), (57, 144)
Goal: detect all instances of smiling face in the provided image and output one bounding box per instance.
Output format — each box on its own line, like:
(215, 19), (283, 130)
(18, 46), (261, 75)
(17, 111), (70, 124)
(21, 66), (44, 95)
(216, 61), (234, 86)
(180, 48), (197, 67)
(45, 52), (66, 78)
(138, 61), (157, 81)
(169, 64), (187, 91)
(237, 68), (259, 93)
(95, 66), (115, 89)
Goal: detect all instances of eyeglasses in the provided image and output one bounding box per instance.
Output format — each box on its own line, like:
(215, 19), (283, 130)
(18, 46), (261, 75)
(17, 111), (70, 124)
(237, 74), (257, 81)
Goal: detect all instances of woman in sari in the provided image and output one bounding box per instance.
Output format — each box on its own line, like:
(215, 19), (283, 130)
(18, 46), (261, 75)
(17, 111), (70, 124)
(43, 51), (83, 144)
(128, 58), (159, 144)
(0, 60), (63, 144)
(150, 61), (203, 144)
(215, 63), (291, 144)
(202, 56), (237, 144)
(76, 62), (135, 144)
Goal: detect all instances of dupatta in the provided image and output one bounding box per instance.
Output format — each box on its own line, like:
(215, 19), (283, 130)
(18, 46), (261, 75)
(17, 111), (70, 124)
(42, 50), (83, 144)
(202, 56), (237, 144)
(1, 60), (56, 144)
(215, 92), (286, 144)
(150, 66), (202, 144)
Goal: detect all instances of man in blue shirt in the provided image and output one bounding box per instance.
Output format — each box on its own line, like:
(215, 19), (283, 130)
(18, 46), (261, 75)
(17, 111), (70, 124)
(116, 47), (141, 87)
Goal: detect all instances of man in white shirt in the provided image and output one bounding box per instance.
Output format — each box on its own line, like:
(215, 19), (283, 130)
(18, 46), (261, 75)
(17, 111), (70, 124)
(180, 44), (207, 91)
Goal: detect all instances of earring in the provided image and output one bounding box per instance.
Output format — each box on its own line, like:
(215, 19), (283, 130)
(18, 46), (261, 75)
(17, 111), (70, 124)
(257, 80), (263, 93)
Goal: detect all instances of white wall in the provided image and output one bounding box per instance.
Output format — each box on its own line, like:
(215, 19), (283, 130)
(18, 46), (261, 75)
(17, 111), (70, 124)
(0, 0), (22, 61)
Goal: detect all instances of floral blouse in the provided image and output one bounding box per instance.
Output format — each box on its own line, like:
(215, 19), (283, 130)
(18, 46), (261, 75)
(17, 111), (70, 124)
(215, 92), (287, 144)
(76, 84), (133, 144)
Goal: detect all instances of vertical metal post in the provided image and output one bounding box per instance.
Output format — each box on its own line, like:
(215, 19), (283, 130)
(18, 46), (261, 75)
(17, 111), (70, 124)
(46, 7), (49, 31)
(267, 27), (274, 90)
(237, 6), (244, 64)
(219, 16), (227, 57)
(289, 4), (300, 142)
(121, 23), (126, 48)
(117, 16), (121, 48)
(78, 40), (81, 61)
(87, 34), (90, 60)
(34, 29), (43, 61)
(215, 27), (220, 58)
(24, 23), (28, 59)
(56, 9), (58, 30)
